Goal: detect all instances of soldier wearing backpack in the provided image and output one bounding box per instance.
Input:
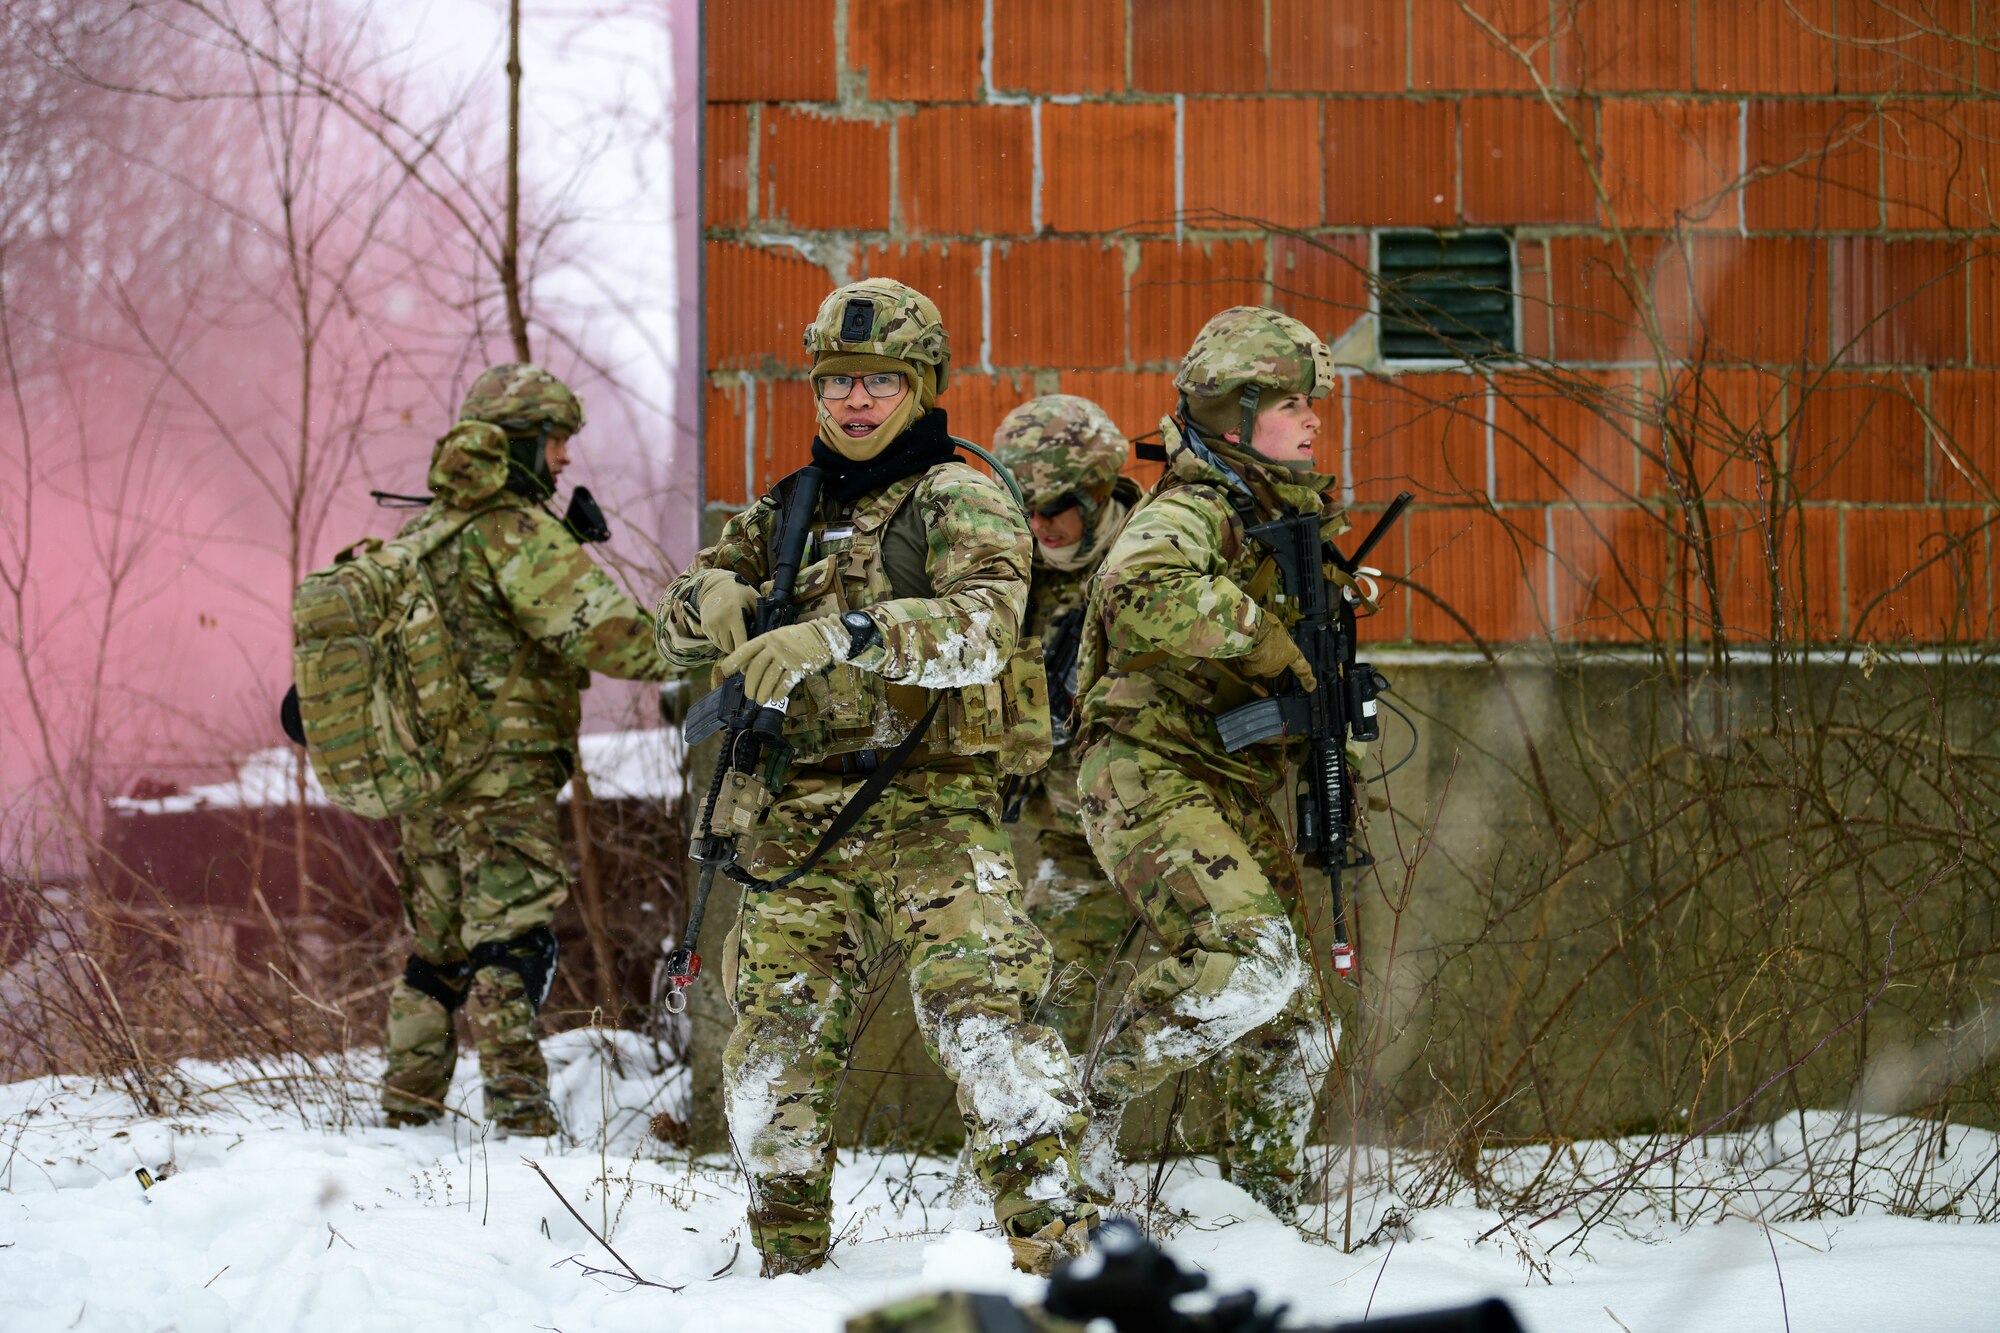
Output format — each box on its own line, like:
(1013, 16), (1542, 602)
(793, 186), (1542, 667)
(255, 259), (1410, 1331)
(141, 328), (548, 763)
(298, 364), (672, 1136)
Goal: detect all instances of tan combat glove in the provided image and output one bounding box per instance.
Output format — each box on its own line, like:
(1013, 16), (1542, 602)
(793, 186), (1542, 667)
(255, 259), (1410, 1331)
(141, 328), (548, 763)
(716, 618), (847, 705)
(1237, 615), (1317, 692)
(693, 572), (762, 655)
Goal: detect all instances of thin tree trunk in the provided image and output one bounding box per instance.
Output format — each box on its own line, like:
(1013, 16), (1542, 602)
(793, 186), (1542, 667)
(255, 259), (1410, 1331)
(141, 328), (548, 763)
(502, 0), (530, 361)
(567, 766), (617, 1010)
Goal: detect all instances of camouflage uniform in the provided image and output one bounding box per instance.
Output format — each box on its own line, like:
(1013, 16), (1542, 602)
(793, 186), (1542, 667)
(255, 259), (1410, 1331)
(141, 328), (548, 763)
(1073, 309), (1347, 1218)
(656, 281), (1094, 1277)
(992, 396), (1139, 1055)
(381, 364), (672, 1133)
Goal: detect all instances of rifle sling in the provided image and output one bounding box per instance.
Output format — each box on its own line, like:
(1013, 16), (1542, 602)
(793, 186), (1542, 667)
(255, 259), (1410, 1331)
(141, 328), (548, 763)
(728, 692), (944, 891)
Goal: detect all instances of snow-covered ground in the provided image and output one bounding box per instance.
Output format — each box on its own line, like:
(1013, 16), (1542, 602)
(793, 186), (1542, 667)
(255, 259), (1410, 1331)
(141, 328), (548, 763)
(3, 1035), (1995, 1332)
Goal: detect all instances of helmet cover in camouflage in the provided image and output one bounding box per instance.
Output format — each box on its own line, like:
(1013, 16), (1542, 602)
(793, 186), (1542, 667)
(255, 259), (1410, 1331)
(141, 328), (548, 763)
(991, 395), (1128, 511)
(803, 279), (952, 393)
(1174, 306), (1334, 409)
(458, 363), (586, 436)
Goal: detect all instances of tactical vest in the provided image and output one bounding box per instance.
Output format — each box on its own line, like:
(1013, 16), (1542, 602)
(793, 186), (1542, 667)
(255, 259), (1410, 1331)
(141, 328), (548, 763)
(1074, 475), (1300, 724)
(768, 466), (1052, 772)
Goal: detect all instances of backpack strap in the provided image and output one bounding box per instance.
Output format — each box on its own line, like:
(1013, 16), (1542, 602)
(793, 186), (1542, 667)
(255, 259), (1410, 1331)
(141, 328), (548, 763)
(492, 641), (534, 709)
(418, 501), (517, 557)
(420, 501), (535, 711)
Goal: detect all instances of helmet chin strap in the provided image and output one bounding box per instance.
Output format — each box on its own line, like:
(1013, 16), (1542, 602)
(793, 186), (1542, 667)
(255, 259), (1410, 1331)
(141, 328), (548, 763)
(504, 424), (555, 498)
(1236, 383), (1262, 454)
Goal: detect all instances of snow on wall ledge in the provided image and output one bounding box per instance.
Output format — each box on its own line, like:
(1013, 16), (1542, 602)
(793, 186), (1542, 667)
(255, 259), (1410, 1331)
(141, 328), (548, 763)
(106, 729), (684, 816)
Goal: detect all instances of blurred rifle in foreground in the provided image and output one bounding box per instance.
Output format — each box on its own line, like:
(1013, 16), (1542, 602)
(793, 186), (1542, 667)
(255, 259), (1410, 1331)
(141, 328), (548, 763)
(845, 1219), (1523, 1333)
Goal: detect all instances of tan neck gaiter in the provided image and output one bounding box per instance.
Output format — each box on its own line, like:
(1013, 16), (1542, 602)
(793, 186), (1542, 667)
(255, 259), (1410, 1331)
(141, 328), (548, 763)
(813, 354), (936, 461)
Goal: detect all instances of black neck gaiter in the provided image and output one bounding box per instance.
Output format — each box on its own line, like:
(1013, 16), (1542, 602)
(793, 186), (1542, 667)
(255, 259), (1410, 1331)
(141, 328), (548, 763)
(809, 408), (959, 506)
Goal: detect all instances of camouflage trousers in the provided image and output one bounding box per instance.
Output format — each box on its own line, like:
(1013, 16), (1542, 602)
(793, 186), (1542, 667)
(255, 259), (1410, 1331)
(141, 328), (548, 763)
(383, 754), (569, 1127)
(722, 763), (1091, 1270)
(1076, 733), (1338, 1217)
(1006, 781), (1133, 1057)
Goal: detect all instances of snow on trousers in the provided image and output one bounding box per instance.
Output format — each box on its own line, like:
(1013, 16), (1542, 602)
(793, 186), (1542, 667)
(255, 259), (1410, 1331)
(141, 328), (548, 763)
(721, 764), (1090, 1265)
(1076, 733), (1335, 1213)
(382, 754), (568, 1124)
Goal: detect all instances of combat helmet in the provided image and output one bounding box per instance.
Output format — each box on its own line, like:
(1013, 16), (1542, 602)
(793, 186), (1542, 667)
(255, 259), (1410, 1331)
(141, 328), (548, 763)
(459, 362), (586, 436)
(458, 363), (584, 499)
(1175, 306), (1333, 448)
(803, 278), (951, 396)
(992, 395), (1128, 528)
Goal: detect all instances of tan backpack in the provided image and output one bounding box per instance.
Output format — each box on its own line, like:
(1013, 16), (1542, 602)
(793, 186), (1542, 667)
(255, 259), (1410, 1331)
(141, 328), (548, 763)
(291, 507), (517, 818)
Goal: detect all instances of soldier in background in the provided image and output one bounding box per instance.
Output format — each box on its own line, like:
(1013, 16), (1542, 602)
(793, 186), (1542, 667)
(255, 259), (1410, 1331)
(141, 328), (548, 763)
(1070, 308), (1353, 1220)
(381, 364), (673, 1136)
(654, 280), (1098, 1277)
(991, 396), (1141, 1055)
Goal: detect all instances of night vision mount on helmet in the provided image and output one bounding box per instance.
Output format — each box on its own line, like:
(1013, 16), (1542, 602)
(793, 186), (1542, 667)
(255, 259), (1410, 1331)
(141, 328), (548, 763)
(802, 278), (952, 392)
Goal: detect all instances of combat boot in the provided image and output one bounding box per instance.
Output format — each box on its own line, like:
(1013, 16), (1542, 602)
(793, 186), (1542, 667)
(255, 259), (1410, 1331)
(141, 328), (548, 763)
(1006, 1205), (1096, 1276)
(493, 1103), (558, 1137)
(748, 1174), (835, 1277)
(758, 1249), (827, 1278)
(383, 1109), (437, 1130)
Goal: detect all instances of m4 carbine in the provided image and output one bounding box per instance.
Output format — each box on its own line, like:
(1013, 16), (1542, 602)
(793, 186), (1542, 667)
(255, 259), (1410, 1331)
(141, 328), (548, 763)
(1213, 491), (1412, 979)
(660, 466), (824, 1013)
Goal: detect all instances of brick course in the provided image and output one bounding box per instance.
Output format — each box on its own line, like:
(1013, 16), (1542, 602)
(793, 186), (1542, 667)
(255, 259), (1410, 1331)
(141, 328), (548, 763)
(848, 0), (982, 103)
(992, 0), (1125, 94)
(758, 108), (890, 233)
(1041, 103), (1176, 234)
(898, 106), (1032, 238)
(701, 1), (1995, 643)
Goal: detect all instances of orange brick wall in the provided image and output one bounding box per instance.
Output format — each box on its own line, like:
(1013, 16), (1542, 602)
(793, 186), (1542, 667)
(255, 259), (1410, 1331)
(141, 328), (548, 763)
(702, 0), (1998, 645)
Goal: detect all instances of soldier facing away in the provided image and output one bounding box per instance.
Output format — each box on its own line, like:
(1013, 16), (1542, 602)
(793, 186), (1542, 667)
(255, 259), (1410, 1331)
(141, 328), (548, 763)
(1072, 307), (1357, 1219)
(654, 279), (1099, 1277)
(380, 364), (673, 1136)
(991, 396), (1141, 1055)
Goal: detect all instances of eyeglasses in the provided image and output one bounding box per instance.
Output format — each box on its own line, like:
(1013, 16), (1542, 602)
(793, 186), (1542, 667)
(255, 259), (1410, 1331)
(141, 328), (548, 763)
(816, 372), (906, 400)
(1033, 493), (1083, 520)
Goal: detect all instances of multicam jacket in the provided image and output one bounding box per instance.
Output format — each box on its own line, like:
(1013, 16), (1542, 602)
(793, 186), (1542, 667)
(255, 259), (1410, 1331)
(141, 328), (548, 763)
(1077, 437), (1349, 786)
(401, 421), (670, 756)
(1021, 476), (1140, 816)
(657, 460), (1036, 767)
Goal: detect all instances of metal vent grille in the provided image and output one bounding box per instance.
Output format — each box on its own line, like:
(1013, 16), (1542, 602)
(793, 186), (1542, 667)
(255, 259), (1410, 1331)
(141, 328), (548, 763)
(1378, 232), (1516, 362)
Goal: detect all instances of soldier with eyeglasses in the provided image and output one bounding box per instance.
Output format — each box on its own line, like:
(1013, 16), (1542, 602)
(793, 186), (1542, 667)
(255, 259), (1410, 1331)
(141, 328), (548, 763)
(653, 279), (1098, 1278)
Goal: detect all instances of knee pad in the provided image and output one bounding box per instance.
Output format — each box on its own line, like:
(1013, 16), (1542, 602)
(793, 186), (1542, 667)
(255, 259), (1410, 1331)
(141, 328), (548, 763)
(402, 955), (473, 1012)
(470, 926), (560, 1010)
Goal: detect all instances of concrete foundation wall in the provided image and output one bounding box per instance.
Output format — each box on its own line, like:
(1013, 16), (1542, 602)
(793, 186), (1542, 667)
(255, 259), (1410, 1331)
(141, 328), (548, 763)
(678, 647), (2000, 1155)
